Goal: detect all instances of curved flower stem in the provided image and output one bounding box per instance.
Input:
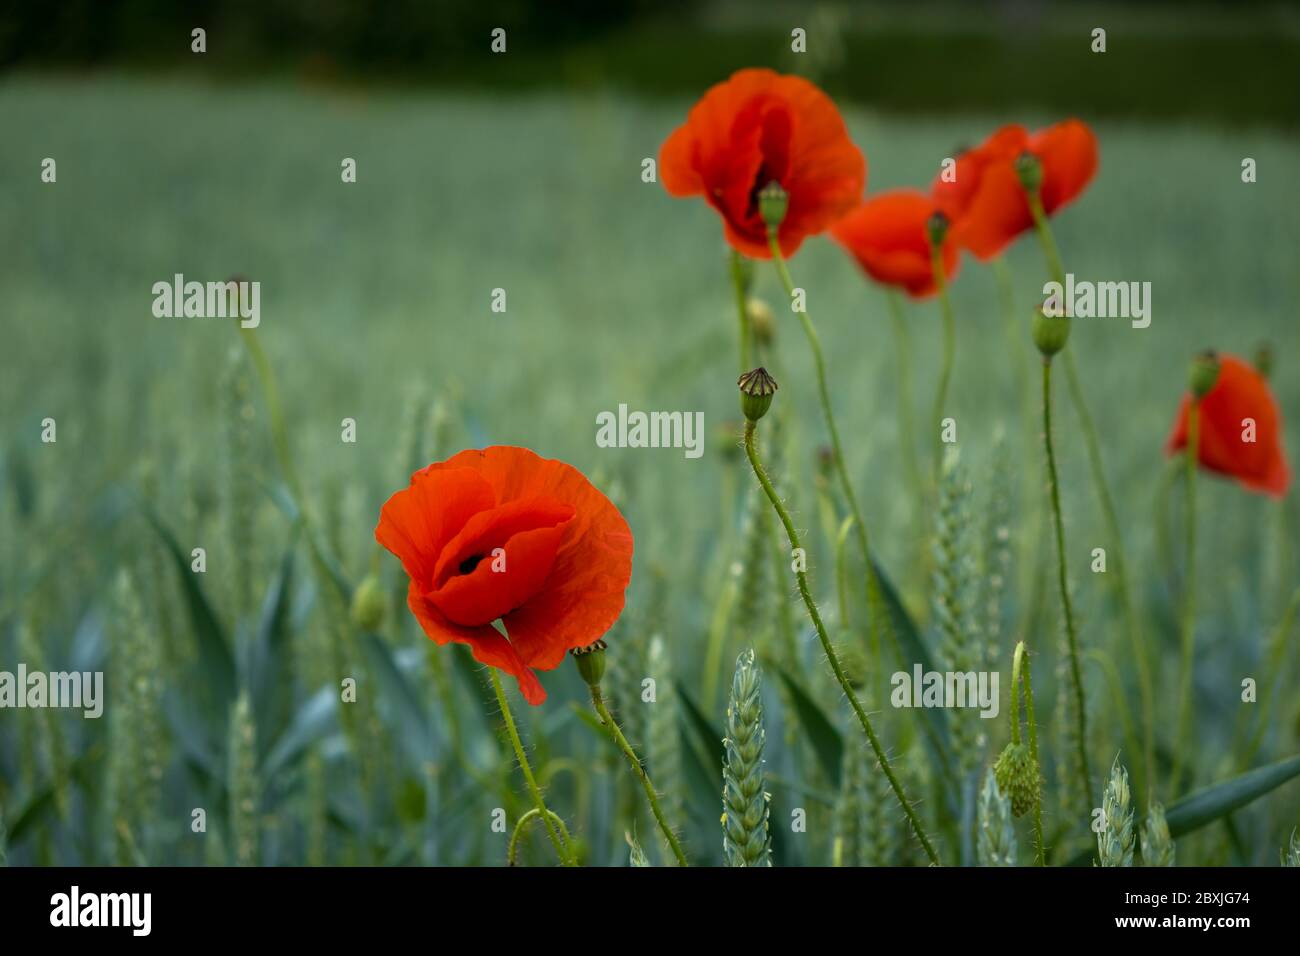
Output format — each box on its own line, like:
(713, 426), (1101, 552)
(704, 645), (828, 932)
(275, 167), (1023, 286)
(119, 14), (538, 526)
(1171, 401), (1200, 793)
(507, 807), (574, 867)
(929, 245), (957, 486)
(588, 684), (689, 866)
(1011, 641), (1046, 865)
(1027, 200), (1155, 804)
(488, 669), (576, 866)
(744, 419), (941, 865)
(766, 232), (894, 665)
(1041, 358), (1094, 807)
(730, 249), (751, 373)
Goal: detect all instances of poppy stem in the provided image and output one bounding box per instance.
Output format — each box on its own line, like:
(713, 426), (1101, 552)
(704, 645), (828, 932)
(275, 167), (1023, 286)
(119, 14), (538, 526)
(1040, 357), (1095, 808)
(929, 244), (957, 487)
(886, 292), (925, 524)
(1010, 641), (1047, 865)
(588, 685), (690, 866)
(730, 249), (752, 374)
(1171, 401), (1200, 794)
(507, 807), (573, 867)
(1027, 200), (1156, 805)
(765, 233), (894, 676)
(487, 669), (577, 866)
(743, 418), (941, 866)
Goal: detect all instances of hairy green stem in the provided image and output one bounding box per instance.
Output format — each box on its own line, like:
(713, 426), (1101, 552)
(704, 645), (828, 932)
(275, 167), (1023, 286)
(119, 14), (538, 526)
(767, 232), (894, 666)
(488, 669), (575, 866)
(507, 807), (574, 867)
(589, 684), (688, 866)
(1041, 358), (1094, 806)
(1011, 642), (1046, 865)
(744, 420), (940, 865)
(1027, 199), (1154, 802)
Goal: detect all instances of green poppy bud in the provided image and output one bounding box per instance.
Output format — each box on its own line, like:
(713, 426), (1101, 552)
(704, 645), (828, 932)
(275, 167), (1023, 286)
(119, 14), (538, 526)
(350, 574), (387, 632)
(993, 742), (1041, 818)
(1032, 306), (1070, 357)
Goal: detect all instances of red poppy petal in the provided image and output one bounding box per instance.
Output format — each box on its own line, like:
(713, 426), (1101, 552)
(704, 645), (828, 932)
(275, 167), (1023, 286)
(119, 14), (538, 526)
(430, 517), (572, 627)
(406, 582), (546, 705)
(1031, 119), (1098, 215)
(375, 467), (495, 587)
(431, 497), (575, 587)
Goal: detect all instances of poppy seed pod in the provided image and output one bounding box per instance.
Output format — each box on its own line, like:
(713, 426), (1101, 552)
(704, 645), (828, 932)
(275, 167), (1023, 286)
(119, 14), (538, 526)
(993, 741), (1041, 818)
(926, 210), (949, 249)
(1015, 151), (1043, 195)
(758, 181), (789, 230)
(738, 367), (778, 422)
(350, 574), (387, 632)
(1189, 350), (1220, 398)
(1032, 306), (1070, 357)
(571, 640), (607, 687)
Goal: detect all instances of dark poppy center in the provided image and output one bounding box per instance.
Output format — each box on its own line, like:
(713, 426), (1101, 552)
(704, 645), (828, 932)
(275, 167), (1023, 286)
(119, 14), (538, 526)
(458, 553), (485, 575)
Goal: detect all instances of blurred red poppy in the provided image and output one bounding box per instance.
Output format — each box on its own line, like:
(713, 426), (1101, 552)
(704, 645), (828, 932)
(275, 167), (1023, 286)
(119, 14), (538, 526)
(1165, 354), (1291, 498)
(660, 68), (866, 259)
(931, 119), (1098, 260)
(376, 446), (634, 704)
(831, 189), (960, 298)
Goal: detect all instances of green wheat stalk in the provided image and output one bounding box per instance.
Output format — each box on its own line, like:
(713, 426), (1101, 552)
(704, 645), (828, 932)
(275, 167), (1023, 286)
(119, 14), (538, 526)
(220, 343), (257, 622)
(977, 767), (1017, 866)
(1140, 801), (1174, 866)
(722, 648), (771, 866)
(1097, 756), (1134, 867)
(227, 692), (260, 866)
(1282, 828), (1299, 867)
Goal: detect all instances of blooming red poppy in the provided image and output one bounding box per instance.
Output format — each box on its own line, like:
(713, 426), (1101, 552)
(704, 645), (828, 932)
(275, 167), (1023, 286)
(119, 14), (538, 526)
(660, 68), (866, 259)
(830, 189), (960, 298)
(376, 446), (634, 704)
(931, 119), (1098, 260)
(1165, 354), (1291, 498)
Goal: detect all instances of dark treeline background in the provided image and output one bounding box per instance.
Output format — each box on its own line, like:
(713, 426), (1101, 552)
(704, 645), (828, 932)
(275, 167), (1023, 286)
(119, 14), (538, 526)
(2, 0), (1298, 126)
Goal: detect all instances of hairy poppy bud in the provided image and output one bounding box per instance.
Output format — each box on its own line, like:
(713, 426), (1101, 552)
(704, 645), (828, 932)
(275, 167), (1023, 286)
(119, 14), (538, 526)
(571, 640), (607, 687)
(1032, 306), (1070, 357)
(746, 297), (776, 345)
(1014, 151), (1043, 195)
(758, 181), (789, 230)
(1190, 350), (1220, 398)
(926, 210), (949, 249)
(738, 367), (778, 422)
(993, 742), (1041, 818)
(350, 574), (386, 632)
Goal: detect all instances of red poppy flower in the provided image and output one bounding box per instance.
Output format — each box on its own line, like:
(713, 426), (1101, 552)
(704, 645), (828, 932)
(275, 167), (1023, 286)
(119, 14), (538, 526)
(830, 189), (960, 298)
(660, 68), (866, 259)
(376, 446), (634, 704)
(1165, 354), (1291, 498)
(931, 119), (1098, 260)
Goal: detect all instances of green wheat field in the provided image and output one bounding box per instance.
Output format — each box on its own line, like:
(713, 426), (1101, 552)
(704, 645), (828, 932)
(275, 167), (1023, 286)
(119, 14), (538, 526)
(1, 75), (1298, 866)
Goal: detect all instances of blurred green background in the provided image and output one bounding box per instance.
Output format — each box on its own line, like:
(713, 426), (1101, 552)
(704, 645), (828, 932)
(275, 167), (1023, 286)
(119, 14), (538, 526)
(1, 0), (1298, 867)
